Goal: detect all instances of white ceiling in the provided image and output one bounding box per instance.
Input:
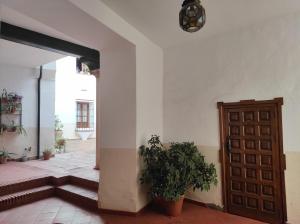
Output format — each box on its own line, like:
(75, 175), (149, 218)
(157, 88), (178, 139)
(0, 39), (65, 68)
(101, 0), (300, 48)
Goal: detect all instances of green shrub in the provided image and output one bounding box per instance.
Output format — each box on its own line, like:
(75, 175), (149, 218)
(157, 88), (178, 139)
(140, 135), (217, 201)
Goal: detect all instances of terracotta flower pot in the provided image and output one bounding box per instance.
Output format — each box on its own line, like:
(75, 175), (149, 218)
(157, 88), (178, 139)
(0, 156), (8, 164)
(154, 196), (184, 217)
(7, 127), (17, 132)
(43, 152), (52, 160)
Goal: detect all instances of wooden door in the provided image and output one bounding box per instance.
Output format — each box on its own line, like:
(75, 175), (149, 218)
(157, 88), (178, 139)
(218, 98), (287, 224)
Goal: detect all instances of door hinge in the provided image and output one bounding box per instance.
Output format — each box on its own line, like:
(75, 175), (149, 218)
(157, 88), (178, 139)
(282, 154), (286, 170)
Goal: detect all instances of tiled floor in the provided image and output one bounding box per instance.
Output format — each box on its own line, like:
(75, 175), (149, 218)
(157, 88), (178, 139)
(65, 139), (96, 153)
(26, 151), (99, 181)
(58, 184), (98, 200)
(0, 151), (99, 186)
(0, 197), (103, 224)
(0, 198), (265, 224)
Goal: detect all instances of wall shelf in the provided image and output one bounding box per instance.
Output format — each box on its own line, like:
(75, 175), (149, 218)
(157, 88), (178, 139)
(0, 90), (23, 135)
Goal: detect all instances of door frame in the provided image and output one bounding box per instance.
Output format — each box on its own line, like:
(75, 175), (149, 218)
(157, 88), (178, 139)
(217, 98), (287, 223)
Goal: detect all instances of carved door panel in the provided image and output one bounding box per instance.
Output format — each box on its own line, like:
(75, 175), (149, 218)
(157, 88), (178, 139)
(218, 99), (286, 224)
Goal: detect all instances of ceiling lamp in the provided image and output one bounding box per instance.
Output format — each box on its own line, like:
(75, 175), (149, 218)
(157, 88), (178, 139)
(179, 0), (206, 33)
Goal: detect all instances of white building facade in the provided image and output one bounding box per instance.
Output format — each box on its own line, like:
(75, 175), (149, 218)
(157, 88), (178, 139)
(55, 57), (96, 141)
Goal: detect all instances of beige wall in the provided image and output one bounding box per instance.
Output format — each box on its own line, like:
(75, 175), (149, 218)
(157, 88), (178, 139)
(99, 148), (138, 212)
(285, 152), (300, 224)
(164, 13), (300, 223)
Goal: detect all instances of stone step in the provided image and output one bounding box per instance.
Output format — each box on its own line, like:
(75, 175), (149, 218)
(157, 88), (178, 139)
(0, 185), (55, 211)
(69, 175), (99, 192)
(0, 176), (51, 196)
(56, 184), (98, 210)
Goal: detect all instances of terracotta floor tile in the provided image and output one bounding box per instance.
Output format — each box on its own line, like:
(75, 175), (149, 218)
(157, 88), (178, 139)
(0, 198), (266, 224)
(0, 151), (99, 186)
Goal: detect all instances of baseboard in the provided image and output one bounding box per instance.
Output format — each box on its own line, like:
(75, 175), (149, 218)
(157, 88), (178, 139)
(185, 198), (208, 207)
(99, 202), (151, 216)
(98, 198), (209, 217)
(185, 198), (224, 212)
(11, 156), (38, 162)
(99, 208), (139, 216)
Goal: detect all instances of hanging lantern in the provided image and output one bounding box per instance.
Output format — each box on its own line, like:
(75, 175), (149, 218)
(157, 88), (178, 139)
(179, 0), (206, 33)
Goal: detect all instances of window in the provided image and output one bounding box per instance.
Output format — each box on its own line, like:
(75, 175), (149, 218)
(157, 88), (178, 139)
(76, 101), (94, 130)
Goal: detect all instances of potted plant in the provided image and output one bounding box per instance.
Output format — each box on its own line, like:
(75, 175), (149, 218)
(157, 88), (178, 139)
(6, 121), (17, 132)
(16, 125), (27, 136)
(1, 91), (22, 113)
(5, 121), (27, 135)
(55, 115), (64, 140)
(43, 148), (53, 160)
(0, 124), (7, 135)
(1, 89), (8, 103)
(21, 146), (32, 162)
(0, 149), (16, 164)
(2, 102), (16, 113)
(55, 138), (66, 153)
(140, 135), (218, 217)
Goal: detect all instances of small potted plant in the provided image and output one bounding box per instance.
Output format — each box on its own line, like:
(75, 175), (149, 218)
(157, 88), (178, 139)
(55, 115), (64, 139)
(5, 121), (26, 135)
(55, 138), (66, 153)
(16, 125), (27, 136)
(0, 124), (7, 135)
(21, 146), (32, 162)
(0, 149), (16, 164)
(1, 90), (22, 113)
(43, 148), (53, 160)
(140, 135), (218, 217)
(1, 89), (8, 103)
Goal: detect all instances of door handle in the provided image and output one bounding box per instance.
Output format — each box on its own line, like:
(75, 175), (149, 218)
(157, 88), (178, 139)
(226, 136), (232, 154)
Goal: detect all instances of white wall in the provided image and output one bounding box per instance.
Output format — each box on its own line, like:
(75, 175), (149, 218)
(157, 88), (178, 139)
(55, 56), (96, 140)
(70, 0), (164, 212)
(100, 43), (136, 149)
(164, 12), (300, 223)
(40, 68), (56, 153)
(69, 0), (164, 146)
(0, 63), (55, 158)
(1, 0), (164, 213)
(164, 12), (300, 151)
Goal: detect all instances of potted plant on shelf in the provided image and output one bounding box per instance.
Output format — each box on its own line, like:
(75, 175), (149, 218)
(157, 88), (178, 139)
(1, 90), (22, 113)
(43, 148), (53, 160)
(6, 121), (17, 132)
(0, 149), (16, 164)
(8, 92), (22, 102)
(5, 121), (27, 135)
(1, 89), (8, 103)
(2, 102), (17, 114)
(140, 135), (218, 217)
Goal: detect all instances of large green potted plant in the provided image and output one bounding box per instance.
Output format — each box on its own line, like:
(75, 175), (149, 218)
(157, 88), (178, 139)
(140, 135), (217, 216)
